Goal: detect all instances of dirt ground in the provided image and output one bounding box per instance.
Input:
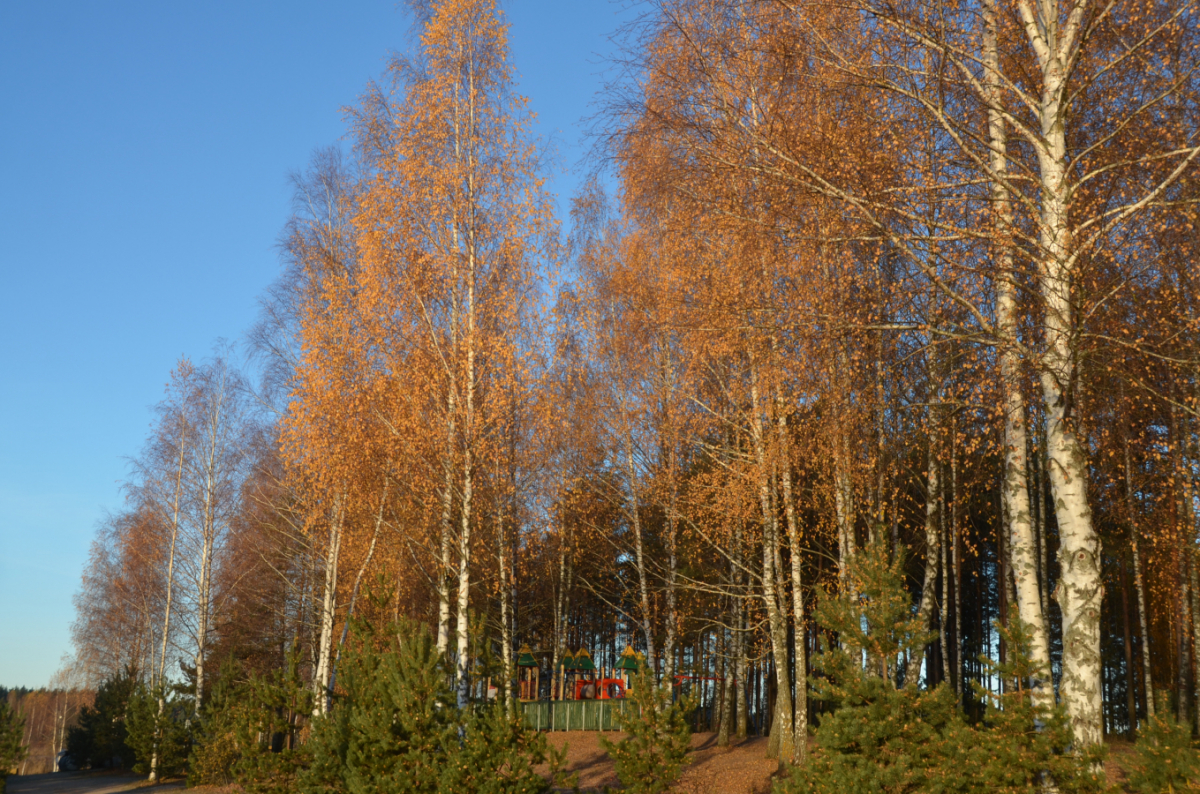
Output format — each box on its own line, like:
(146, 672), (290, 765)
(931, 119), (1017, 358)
(541, 732), (781, 793)
(543, 732), (1142, 793)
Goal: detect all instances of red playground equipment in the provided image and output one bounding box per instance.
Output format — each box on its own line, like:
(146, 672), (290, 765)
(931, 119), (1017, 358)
(575, 677), (626, 700)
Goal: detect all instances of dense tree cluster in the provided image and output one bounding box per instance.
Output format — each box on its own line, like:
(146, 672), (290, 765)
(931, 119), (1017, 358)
(63, 0), (1200, 787)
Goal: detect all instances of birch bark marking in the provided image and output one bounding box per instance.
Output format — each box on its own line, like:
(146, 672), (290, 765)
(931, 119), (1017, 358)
(1017, 0), (1104, 746)
(984, 0), (1053, 713)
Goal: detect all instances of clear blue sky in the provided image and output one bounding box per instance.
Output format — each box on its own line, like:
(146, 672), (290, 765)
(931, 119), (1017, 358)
(0, 0), (631, 689)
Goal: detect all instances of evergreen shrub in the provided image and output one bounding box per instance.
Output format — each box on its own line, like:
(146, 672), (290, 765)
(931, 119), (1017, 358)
(64, 666), (139, 770)
(126, 681), (192, 779)
(600, 666), (695, 794)
(0, 697), (26, 791)
(1127, 711), (1200, 793)
(775, 538), (1106, 794)
(302, 618), (568, 794)
(190, 651), (313, 792)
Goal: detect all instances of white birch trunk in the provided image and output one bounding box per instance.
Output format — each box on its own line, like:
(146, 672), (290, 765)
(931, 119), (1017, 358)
(775, 392), (807, 762)
(498, 505), (514, 715)
(150, 426), (187, 783)
(624, 425), (658, 671)
(1017, 0), (1105, 746)
(750, 369), (794, 762)
(906, 440), (940, 686)
(985, 0), (1054, 712)
(313, 495), (343, 716)
(328, 481), (387, 699)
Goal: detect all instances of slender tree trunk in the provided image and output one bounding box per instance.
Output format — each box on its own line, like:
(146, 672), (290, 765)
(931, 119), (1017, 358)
(624, 424), (658, 673)
(983, 0), (1054, 714)
(774, 383), (808, 763)
(719, 607), (734, 746)
(663, 443), (680, 685)
(328, 481), (387, 699)
(456, 352), (475, 708)
(150, 430), (187, 783)
(1124, 431), (1155, 719)
(1120, 558), (1136, 735)
(734, 527), (749, 740)
(940, 493), (951, 687)
(907, 435), (941, 686)
(1181, 406), (1200, 733)
(498, 504), (514, 716)
(313, 494), (344, 715)
(750, 368), (794, 762)
(1016, 0), (1104, 744)
(437, 389), (457, 657)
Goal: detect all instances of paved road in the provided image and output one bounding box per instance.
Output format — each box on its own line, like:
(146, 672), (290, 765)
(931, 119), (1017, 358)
(6, 772), (182, 794)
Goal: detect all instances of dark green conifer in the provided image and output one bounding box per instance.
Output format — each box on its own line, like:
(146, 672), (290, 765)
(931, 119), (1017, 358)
(64, 666), (138, 770)
(600, 666), (695, 794)
(776, 539), (1105, 794)
(302, 618), (564, 794)
(126, 681), (192, 779)
(1127, 711), (1200, 793)
(0, 698), (26, 794)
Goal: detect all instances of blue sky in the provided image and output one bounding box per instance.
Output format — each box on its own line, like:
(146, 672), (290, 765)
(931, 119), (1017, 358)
(0, 0), (632, 689)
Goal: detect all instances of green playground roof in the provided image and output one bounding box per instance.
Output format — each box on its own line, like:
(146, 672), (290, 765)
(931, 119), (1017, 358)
(616, 645), (643, 670)
(516, 644), (538, 667)
(574, 648), (596, 671)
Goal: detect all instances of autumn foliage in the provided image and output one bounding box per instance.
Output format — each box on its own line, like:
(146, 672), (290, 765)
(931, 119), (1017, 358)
(61, 0), (1200, 789)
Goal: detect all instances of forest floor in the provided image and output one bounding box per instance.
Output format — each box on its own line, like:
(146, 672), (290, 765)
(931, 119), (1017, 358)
(541, 732), (781, 793)
(544, 732), (1141, 793)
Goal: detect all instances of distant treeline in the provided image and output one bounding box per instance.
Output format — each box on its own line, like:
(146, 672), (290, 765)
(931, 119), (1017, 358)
(1, 686), (91, 775)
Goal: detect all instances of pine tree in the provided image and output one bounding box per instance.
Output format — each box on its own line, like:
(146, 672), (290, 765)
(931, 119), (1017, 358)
(232, 650), (314, 794)
(302, 619), (563, 794)
(0, 698), (26, 793)
(1127, 711), (1200, 793)
(64, 667), (138, 770)
(949, 620), (1106, 794)
(776, 541), (1105, 794)
(600, 667), (695, 794)
(127, 682), (191, 780)
(189, 657), (246, 786)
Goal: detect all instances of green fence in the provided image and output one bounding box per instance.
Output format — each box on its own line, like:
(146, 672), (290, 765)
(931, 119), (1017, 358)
(521, 699), (632, 731)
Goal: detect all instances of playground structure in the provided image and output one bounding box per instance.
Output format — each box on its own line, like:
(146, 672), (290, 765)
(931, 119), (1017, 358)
(513, 645), (645, 702)
(520, 645), (634, 731)
(614, 645), (643, 692)
(516, 644), (540, 700)
(513, 644), (697, 731)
